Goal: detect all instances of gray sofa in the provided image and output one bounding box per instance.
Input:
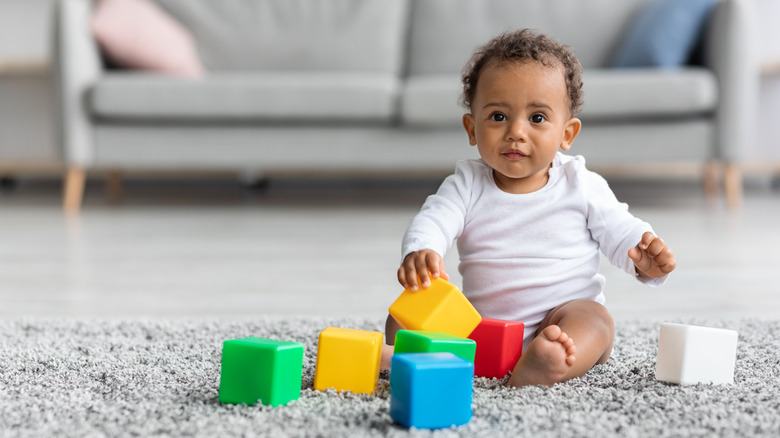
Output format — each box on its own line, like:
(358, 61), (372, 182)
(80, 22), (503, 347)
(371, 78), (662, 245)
(55, 0), (758, 211)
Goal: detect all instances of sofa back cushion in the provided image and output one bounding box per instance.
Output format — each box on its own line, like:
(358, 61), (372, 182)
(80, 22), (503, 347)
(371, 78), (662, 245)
(91, 0), (205, 78)
(407, 0), (653, 75)
(154, 0), (409, 74)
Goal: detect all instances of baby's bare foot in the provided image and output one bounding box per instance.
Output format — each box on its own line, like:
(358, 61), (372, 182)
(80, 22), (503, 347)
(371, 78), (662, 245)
(507, 325), (576, 387)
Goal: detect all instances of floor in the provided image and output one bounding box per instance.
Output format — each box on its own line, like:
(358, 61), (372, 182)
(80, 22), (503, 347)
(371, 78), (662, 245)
(1, 174), (779, 322)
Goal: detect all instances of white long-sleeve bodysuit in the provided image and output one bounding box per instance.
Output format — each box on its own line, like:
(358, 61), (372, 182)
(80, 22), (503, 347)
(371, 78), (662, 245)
(402, 153), (665, 348)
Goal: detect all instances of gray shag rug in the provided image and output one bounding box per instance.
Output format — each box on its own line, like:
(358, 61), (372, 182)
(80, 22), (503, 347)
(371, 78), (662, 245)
(0, 317), (779, 437)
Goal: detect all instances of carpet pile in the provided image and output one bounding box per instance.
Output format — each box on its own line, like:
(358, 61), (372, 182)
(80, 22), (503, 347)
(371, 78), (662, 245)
(0, 317), (778, 437)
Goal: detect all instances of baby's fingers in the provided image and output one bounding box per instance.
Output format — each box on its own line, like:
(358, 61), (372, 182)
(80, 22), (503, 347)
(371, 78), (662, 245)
(630, 233), (678, 277)
(638, 231), (656, 251)
(627, 246), (641, 263)
(438, 260), (450, 281)
(652, 245), (677, 274)
(629, 246), (654, 273)
(397, 266), (414, 291)
(414, 251), (446, 289)
(398, 255), (421, 291)
(424, 251), (446, 281)
(644, 236), (666, 257)
(397, 253), (429, 291)
(413, 256), (433, 290)
(398, 250), (445, 291)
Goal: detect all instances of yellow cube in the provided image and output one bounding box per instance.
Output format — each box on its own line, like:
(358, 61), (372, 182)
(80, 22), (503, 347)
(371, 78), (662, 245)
(313, 327), (383, 394)
(389, 278), (482, 339)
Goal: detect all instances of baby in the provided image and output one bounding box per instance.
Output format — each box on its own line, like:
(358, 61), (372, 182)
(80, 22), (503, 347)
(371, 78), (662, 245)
(383, 29), (676, 387)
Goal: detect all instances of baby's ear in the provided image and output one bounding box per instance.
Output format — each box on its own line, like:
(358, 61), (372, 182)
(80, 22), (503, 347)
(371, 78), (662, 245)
(560, 117), (581, 151)
(462, 114), (477, 146)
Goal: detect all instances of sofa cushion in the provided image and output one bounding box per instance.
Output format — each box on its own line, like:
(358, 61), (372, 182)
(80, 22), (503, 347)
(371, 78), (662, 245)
(582, 68), (718, 120)
(153, 0), (408, 75)
(611, 0), (720, 68)
(407, 0), (651, 73)
(90, 0), (204, 78)
(401, 68), (717, 127)
(88, 72), (400, 123)
(401, 76), (465, 128)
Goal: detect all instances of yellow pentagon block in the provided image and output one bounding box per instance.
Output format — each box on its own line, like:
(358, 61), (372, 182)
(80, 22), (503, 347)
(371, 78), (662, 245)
(314, 327), (383, 394)
(389, 277), (482, 339)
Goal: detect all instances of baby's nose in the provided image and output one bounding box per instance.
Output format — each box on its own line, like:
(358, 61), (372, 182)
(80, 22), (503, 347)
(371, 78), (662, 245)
(507, 121), (528, 142)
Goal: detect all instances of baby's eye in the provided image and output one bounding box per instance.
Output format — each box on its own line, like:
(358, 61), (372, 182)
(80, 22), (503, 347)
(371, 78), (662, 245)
(530, 114), (546, 124)
(490, 113), (507, 122)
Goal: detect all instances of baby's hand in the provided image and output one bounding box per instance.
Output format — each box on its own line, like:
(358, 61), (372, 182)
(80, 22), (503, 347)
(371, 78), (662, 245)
(628, 231), (677, 279)
(398, 249), (449, 291)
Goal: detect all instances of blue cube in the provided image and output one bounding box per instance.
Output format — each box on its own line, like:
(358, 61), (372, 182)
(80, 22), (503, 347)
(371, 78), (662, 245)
(389, 353), (473, 429)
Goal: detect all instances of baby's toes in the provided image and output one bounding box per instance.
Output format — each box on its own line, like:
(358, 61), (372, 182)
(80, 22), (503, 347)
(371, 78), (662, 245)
(542, 325), (562, 341)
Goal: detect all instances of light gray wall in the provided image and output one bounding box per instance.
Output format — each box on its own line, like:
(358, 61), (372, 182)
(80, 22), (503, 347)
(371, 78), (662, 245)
(0, 0), (53, 62)
(0, 74), (57, 163)
(0, 0), (57, 165)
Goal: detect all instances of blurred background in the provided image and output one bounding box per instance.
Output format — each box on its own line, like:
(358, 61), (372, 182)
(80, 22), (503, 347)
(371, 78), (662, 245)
(1, 0), (779, 321)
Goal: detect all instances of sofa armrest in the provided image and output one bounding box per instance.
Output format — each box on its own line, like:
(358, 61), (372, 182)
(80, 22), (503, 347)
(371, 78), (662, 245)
(54, 0), (102, 166)
(704, 0), (760, 162)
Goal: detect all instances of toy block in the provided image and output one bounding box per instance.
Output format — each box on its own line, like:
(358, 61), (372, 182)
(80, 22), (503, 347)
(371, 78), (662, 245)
(314, 327), (383, 394)
(468, 318), (525, 379)
(655, 323), (738, 385)
(218, 337), (304, 407)
(394, 330), (476, 363)
(388, 277), (482, 338)
(390, 353), (473, 429)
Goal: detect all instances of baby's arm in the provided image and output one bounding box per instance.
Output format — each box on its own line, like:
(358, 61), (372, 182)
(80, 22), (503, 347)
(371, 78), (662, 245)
(397, 249), (449, 291)
(398, 161), (477, 291)
(628, 231), (677, 279)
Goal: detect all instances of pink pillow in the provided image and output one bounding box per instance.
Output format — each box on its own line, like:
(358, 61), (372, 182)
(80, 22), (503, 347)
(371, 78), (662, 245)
(90, 0), (205, 78)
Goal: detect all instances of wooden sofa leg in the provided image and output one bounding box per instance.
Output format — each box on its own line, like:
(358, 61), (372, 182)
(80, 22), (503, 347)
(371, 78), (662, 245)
(724, 163), (743, 209)
(703, 162), (722, 199)
(63, 167), (86, 213)
(106, 170), (124, 204)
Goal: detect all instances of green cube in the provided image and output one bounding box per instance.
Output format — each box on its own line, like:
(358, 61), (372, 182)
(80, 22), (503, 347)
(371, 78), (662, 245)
(393, 330), (476, 362)
(218, 337), (304, 407)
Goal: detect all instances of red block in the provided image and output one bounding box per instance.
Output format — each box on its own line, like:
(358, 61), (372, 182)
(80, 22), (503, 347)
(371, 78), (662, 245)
(467, 318), (525, 379)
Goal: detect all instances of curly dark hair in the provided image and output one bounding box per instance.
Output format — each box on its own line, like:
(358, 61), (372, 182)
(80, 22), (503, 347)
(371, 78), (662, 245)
(461, 29), (584, 116)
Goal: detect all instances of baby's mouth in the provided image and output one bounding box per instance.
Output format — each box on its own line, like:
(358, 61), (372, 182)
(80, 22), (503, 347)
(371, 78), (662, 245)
(503, 150), (528, 160)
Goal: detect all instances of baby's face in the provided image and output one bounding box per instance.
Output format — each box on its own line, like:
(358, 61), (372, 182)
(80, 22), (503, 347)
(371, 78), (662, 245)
(462, 60), (580, 194)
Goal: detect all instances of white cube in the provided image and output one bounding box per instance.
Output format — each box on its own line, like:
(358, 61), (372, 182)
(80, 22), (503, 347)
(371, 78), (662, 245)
(655, 323), (738, 385)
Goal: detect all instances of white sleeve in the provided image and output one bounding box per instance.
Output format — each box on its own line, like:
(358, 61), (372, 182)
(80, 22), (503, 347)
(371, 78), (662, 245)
(582, 169), (669, 286)
(401, 161), (473, 261)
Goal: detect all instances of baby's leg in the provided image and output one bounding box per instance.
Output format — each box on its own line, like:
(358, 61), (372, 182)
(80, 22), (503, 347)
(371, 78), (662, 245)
(507, 300), (614, 387)
(380, 315), (401, 370)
